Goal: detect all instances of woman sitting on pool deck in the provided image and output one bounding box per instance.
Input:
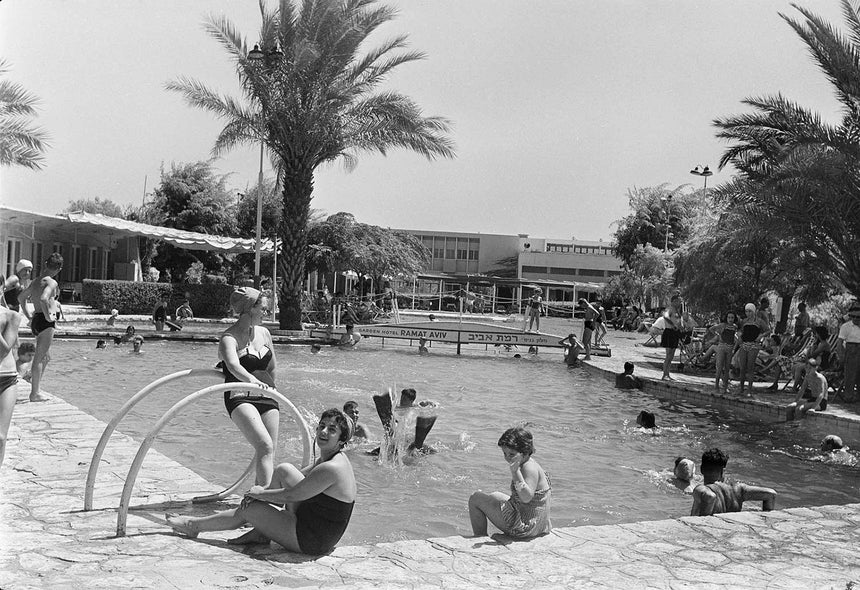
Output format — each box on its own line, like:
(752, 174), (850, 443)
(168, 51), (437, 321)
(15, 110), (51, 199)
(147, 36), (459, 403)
(167, 408), (356, 555)
(468, 426), (552, 538)
(218, 287), (279, 486)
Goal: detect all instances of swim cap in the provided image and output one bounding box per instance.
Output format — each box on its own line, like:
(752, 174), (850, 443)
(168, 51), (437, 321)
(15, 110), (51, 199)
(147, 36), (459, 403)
(111, 309), (119, 316)
(16, 259), (33, 273)
(674, 458), (695, 481)
(229, 287), (261, 316)
(822, 435), (844, 451)
(744, 303), (756, 313)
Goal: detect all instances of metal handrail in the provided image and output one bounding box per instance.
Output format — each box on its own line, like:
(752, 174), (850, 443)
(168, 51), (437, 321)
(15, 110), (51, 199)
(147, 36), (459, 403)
(116, 382), (312, 537)
(84, 368), (223, 511)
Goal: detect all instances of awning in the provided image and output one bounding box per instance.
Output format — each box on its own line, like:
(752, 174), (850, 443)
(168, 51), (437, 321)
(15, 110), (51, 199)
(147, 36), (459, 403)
(66, 211), (274, 254)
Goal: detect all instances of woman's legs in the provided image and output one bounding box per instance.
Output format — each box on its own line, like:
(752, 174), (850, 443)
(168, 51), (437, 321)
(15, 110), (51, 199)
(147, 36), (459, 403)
(468, 491), (510, 536)
(230, 404), (276, 486)
(714, 347), (727, 389)
(742, 347), (758, 392)
(168, 500), (302, 552)
(0, 382), (18, 467)
(662, 347), (676, 379)
(582, 327), (593, 360)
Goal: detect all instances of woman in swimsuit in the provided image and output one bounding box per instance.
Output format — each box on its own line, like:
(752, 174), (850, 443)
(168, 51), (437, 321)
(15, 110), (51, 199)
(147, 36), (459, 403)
(468, 426), (552, 538)
(711, 311), (738, 392)
(219, 287), (279, 486)
(737, 302), (771, 395)
(167, 408), (357, 555)
(525, 290), (543, 332)
(0, 305), (22, 467)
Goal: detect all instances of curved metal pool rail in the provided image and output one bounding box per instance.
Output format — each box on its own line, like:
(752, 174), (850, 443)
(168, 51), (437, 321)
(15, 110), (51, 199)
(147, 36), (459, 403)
(84, 368), (224, 511)
(116, 382), (312, 537)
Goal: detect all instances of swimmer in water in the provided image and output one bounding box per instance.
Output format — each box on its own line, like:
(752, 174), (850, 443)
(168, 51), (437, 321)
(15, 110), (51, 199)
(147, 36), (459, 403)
(690, 448), (776, 516)
(370, 388), (437, 457)
(819, 435), (856, 466)
(418, 337), (429, 355)
(558, 333), (585, 366)
(310, 343), (322, 354)
(131, 335), (144, 354)
(636, 410), (656, 430)
(615, 362), (643, 390)
(343, 400), (372, 440)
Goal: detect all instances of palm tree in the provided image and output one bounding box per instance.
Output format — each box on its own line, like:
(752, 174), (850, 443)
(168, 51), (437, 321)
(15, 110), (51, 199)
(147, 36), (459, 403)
(0, 59), (49, 169)
(167, 0), (455, 328)
(713, 0), (860, 297)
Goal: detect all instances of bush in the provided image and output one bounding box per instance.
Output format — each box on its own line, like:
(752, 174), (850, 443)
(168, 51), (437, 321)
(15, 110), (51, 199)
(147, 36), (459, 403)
(82, 279), (236, 318)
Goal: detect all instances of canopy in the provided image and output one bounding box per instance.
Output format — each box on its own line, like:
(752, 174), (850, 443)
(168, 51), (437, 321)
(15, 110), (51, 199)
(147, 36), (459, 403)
(66, 211), (274, 254)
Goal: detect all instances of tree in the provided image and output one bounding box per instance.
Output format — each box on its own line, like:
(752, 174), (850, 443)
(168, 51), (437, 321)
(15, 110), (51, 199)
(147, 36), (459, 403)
(611, 185), (703, 266)
(307, 212), (430, 289)
(0, 59), (49, 170)
(167, 0), (455, 328)
(62, 197), (127, 218)
(713, 0), (860, 298)
(605, 244), (673, 310)
(146, 161), (238, 281)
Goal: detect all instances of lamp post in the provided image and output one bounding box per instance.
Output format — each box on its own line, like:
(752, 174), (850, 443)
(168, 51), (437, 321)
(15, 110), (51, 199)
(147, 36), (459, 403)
(660, 194), (673, 252)
(690, 165), (713, 195)
(247, 42), (282, 289)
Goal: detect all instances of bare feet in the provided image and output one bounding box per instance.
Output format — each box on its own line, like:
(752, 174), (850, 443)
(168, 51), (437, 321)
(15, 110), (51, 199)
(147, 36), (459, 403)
(29, 391), (50, 402)
(227, 528), (270, 545)
(166, 514), (199, 539)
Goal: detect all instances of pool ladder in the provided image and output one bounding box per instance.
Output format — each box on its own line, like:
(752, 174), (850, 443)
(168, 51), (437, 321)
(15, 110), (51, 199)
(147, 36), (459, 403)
(83, 368), (312, 537)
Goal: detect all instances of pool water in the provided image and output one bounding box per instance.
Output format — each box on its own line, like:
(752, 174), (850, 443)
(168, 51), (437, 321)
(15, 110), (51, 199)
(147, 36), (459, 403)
(46, 338), (859, 545)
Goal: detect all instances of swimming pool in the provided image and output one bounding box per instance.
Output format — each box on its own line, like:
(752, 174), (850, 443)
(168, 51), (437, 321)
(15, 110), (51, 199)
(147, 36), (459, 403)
(46, 338), (859, 545)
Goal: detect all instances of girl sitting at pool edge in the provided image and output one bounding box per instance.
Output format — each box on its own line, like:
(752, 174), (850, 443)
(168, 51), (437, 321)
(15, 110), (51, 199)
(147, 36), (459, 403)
(468, 426), (552, 538)
(167, 408), (356, 555)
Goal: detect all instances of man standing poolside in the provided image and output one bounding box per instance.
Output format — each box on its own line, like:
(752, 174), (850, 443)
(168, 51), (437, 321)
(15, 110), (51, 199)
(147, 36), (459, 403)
(578, 299), (599, 360)
(18, 253), (63, 402)
(836, 302), (860, 402)
(690, 448), (776, 516)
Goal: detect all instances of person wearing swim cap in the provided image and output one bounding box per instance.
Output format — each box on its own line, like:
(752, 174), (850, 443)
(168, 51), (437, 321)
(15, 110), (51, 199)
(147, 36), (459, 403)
(218, 287), (280, 486)
(3, 259), (33, 312)
(821, 435), (844, 453)
(672, 457), (697, 493)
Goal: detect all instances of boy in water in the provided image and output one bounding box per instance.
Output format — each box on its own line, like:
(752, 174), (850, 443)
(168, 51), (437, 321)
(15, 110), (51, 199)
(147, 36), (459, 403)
(615, 362), (642, 389)
(558, 333), (585, 366)
(18, 253), (63, 402)
(690, 448), (776, 516)
(343, 400), (372, 440)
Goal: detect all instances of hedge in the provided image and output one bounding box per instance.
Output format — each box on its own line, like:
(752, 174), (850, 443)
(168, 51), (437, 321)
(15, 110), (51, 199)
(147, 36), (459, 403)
(82, 280), (236, 318)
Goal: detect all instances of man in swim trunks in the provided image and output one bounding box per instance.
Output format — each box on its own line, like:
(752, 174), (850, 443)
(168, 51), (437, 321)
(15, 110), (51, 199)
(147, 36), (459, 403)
(18, 253), (63, 402)
(690, 448), (776, 516)
(559, 333), (585, 366)
(578, 299), (599, 360)
(787, 358), (828, 419)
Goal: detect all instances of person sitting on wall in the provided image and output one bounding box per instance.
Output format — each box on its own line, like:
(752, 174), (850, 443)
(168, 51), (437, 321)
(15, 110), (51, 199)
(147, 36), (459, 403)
(690, 448), (776, 516)
(615, 362), (642, 390)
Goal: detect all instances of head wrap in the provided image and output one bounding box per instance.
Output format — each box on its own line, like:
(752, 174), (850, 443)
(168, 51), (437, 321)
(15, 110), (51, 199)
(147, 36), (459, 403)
(16, 259), (33, 273)
(230, 287), (261, 316)
(744, 303), (756, 313)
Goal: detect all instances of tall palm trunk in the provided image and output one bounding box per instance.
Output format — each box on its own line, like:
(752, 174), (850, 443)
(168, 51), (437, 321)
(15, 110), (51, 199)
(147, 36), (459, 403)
(277, 162), (313, 330)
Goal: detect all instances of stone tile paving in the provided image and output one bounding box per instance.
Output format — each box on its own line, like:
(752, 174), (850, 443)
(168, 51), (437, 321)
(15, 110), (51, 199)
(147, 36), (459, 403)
(2, 381), (860, 589)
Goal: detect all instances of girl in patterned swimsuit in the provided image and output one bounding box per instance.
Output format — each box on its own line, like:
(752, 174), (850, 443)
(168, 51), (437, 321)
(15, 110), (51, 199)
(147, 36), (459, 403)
(468, 427), (552, 538)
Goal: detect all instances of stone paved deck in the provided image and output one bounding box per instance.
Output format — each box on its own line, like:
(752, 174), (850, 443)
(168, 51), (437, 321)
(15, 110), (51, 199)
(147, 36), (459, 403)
(2, 380), (860, 589)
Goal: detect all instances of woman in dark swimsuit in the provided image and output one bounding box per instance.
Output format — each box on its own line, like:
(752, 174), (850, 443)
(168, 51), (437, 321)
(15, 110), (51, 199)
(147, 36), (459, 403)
(219, 287), (279, 486)
(168, 409), (357, 555)
(738, 302), (771, 395)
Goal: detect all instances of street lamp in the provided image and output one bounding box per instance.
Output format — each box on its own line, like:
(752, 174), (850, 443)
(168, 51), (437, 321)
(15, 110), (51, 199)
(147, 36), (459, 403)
(247, 42), (282, 289)
(660, 194), (673, 252)
(690, 165), (713, 195)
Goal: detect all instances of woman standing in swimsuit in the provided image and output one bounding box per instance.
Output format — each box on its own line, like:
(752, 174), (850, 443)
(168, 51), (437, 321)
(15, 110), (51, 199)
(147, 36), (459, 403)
(219, 287), (279, 486)
(525, 290), (543, 332)
(737, 302), (771, 395)
(168, 409), (357, 555)
(468, 426), (552, 538)
(711, 311), (738, 392)
(0, 305), (21, 467)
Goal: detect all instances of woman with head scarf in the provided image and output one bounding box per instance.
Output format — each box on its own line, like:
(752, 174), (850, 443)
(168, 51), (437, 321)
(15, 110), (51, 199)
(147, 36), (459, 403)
(218, 287), (279, 486)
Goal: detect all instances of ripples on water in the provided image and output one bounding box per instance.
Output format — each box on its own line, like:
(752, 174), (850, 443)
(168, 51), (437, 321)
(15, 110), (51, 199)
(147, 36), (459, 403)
(50, 338), (860, 545)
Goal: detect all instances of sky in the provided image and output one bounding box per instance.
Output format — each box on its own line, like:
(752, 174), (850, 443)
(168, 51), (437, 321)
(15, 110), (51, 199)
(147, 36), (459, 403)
(0, 0), (846, 241)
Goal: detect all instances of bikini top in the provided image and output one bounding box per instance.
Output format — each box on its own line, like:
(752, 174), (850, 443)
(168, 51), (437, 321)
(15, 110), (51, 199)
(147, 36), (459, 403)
(219, 345), (272, 381)
(719, 325), (737, 345)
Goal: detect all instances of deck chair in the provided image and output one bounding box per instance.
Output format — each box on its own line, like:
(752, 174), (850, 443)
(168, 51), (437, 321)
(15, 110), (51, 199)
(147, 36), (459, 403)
(642, 320), (659, 346)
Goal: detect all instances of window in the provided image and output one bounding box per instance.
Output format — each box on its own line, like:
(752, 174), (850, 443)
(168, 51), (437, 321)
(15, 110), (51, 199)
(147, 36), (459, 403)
(521, 265), (548, 274)
(456, 237), (468, 260)
(549, 267), (578, 276)
(445, 237), (456, 259)
(71, 245), (82, 281)
(579, 268), (606, 277)
(468, 250), (479, 260)
(468, 238), (479, 260)
(88, 247), (99, 279)
(5, 239), (21, 277)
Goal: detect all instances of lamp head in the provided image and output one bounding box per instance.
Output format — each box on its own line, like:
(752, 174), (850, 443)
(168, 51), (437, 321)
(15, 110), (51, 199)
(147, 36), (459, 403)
(248, 44), (264, 61)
